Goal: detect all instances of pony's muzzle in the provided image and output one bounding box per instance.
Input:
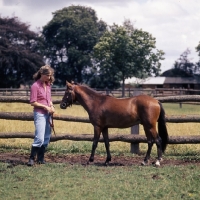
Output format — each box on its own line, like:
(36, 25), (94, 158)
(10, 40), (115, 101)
(60, 102), (67, 109)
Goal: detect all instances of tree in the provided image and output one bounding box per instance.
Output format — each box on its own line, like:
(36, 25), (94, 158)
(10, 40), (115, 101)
(162, 49), (199, 77)
(0, 16), (44, 88)
(42, 5), (107, 85)
(196, 42), (200, 57)
(195, 44), (200, 75)
(174, 49), (197, 76)
(93, 20), (164, 96)
(161, 68), (193, 77)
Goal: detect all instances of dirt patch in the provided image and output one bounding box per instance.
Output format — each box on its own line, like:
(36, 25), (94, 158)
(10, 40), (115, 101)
(0, 152), (200, 167)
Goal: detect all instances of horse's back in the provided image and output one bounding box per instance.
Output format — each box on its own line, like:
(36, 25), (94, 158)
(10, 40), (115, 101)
(104, 94), (159, 110)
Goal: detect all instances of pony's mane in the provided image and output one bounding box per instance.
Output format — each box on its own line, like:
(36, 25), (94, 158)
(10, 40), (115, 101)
(81, 84), (100, 95)
(73, 82), (108, 97)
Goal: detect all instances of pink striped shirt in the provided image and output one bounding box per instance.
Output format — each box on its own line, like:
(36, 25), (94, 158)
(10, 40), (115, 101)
(30, 80), (52, 114)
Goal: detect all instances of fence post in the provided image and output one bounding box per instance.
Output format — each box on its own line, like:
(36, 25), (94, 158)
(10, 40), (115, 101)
(130, 89), (141, 154)
(106, 87), (109, 95)
(130, 125), (139, 154)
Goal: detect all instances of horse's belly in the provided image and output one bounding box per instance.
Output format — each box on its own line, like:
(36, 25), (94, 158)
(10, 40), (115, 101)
(105, 117), (140, 128)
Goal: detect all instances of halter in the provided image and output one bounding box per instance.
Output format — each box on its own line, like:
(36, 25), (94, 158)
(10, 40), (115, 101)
(68, 90), (74, 107)
(62, 89), (74, 108)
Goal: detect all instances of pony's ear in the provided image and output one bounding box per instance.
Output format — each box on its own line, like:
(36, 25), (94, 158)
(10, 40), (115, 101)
(66, 81), (70, 86)
(66, 81), (73, 90)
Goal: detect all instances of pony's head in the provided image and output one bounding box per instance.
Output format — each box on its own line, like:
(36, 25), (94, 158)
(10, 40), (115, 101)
(60, 81), (76, 109)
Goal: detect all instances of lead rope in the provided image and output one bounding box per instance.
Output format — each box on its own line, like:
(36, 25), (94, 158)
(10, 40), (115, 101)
(49, 113), (56, 136)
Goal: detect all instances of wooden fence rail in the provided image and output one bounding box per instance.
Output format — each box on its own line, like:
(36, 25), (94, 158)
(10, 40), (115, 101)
(1, 87), (200, 97)
(1, 112), (200, 123)
(1, 94), (200, 103)
(0, 132), (200, 144)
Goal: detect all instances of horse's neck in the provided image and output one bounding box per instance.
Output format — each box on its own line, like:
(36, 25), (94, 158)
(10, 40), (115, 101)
(75, 87), (97, 113)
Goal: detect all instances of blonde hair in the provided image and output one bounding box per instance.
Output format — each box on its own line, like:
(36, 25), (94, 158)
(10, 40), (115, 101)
(33, 65), (55, 84)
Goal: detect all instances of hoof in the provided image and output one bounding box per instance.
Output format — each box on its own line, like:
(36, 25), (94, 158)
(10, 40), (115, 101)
(104, 157), (111, 166)
(106, 157), (111, 162)
(89, 157), (94, 162)
(152, 160), (160, 167)
(105, 160), (111, 166)
(141, 160), (149, 166)
(87, 160), (91, 165)
(87, 157), (94, 165)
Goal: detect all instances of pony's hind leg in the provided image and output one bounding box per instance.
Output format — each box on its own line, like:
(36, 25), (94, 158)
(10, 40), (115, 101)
(153, 136), (163, 167)
(88, 126), (101, 164)
(142, 124), (158, 166)
(141, 140), (153, 166)
(102, 128), (111, 165)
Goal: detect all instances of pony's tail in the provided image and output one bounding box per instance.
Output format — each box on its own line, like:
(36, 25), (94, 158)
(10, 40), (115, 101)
(158, 102), (169, 153)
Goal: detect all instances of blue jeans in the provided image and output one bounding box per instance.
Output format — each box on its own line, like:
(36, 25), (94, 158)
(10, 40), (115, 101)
(32, 112), (51, 148)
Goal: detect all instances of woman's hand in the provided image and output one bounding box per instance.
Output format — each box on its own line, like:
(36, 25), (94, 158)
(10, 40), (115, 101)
(50, 105), (55, 114)
(45, 105), (55, 114)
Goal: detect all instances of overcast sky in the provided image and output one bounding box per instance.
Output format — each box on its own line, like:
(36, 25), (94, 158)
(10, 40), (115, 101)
(1, 0), (200, 73)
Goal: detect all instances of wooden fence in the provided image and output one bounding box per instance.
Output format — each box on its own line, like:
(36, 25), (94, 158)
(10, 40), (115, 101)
(1, 95), (200, 153)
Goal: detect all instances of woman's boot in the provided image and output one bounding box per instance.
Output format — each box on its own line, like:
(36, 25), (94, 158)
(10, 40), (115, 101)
(27, 146), (39, 166)
(37, 145), (46, 164)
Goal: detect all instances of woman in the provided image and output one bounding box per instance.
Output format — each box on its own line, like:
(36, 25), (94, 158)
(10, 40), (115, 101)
(27, 65), (55, 166)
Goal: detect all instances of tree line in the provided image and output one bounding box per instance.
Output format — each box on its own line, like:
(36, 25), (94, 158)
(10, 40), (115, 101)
(1, 5), (200, 94)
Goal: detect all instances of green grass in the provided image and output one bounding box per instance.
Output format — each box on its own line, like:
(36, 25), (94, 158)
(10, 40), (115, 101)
(0, 162), (200, 200)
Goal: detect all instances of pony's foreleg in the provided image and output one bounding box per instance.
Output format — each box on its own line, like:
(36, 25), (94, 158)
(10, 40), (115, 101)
(88, 126), (101, 164)
(141, 140), (153, 166)
(102, 128), (111, 165)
